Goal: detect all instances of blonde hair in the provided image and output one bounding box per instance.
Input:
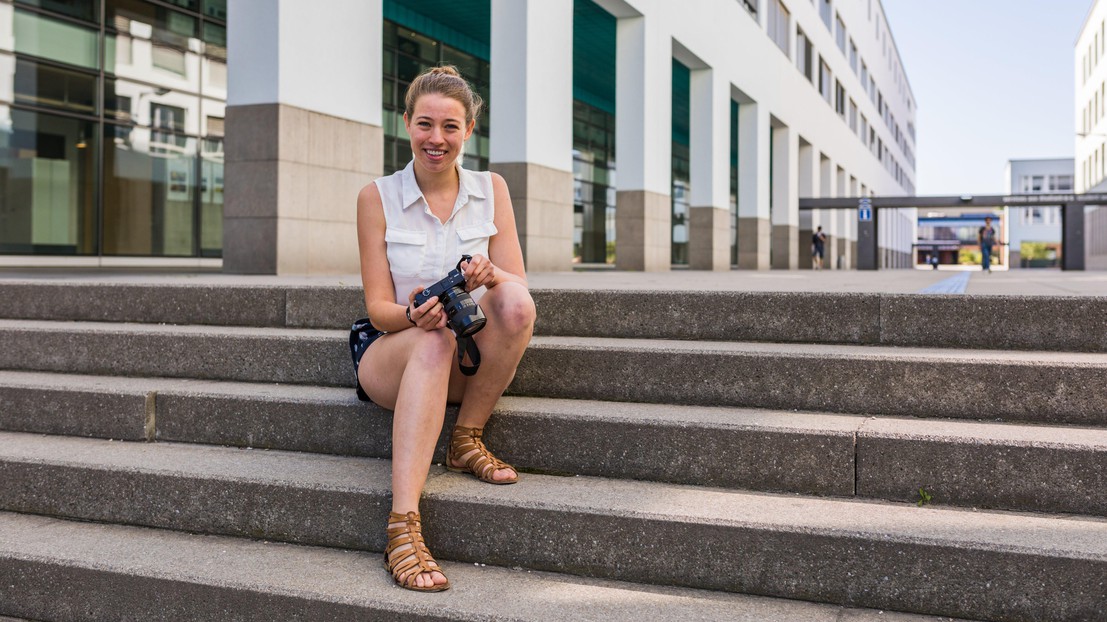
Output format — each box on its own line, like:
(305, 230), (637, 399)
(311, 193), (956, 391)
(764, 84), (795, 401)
(404, 65), (483, 127)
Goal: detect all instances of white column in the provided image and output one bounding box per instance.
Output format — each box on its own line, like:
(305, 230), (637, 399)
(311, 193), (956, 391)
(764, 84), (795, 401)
(614, 11), (672, 271)
(770, 123), (798, 269)
(798, 141), (816, 269)
(736, 100), (770, 269)
(489, 0), (574, 271)
(688, 66), (731, 270)
(224, 0), (381, 274)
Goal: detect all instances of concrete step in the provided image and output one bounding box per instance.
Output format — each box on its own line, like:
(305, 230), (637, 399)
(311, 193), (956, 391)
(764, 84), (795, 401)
(3, 320), (1106, 426)
(0, 432), (1103, 621)
(3, 371), (1107, 516)
(0, 513), (969, 622)
(2, 280), (1105, 351)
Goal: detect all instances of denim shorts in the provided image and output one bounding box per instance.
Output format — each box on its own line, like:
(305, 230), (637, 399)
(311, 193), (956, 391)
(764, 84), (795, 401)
(349, 317), (385, 402)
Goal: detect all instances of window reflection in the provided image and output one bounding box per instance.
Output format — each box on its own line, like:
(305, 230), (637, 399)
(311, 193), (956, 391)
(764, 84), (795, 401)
(4, 0), (224, 259)
(103, 123), (197, 256)
(0, 109), (98, 254)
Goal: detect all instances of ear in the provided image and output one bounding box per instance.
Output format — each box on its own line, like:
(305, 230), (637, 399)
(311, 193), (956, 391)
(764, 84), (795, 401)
(464, 119), (476, 140)
(403, 112), (411, 132)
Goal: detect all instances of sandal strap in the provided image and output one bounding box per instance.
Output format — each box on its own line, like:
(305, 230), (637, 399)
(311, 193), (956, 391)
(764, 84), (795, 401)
(385, 511), (442, 588)
(449, 426), (515, 481)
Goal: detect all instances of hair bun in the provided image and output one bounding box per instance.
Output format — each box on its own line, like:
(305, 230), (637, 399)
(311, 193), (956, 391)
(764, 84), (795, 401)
(429, 65), (461, 77)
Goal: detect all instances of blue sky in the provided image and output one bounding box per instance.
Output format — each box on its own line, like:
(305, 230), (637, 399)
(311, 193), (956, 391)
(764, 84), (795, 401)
(882, 0), (1092, 195)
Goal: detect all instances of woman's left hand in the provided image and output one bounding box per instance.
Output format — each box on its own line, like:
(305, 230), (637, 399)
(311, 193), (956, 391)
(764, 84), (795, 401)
(461, 254), (496, 291)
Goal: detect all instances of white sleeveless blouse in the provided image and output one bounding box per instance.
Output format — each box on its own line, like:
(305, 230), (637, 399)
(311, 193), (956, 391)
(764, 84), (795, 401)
(373, 160), (497, 305)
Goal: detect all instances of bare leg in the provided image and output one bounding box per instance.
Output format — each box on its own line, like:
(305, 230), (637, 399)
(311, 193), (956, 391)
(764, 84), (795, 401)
(446, 282), (536, 482)
(359, 327), (455, 589)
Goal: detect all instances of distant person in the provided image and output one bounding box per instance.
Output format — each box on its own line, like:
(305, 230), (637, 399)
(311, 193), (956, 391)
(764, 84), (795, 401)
(929, 254), (939, 270)
(978, 216), (997, 273)
(811, 226), (827, 270)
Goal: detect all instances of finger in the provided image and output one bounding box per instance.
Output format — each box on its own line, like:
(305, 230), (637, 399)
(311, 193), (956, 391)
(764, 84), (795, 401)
(416, 295), (438, 315)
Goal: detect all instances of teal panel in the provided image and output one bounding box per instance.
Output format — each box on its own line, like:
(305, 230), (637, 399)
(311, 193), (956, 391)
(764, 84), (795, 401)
(573, 0), (616, 115)
(672, 60), (690, 146)
(385, 0), (490, 60)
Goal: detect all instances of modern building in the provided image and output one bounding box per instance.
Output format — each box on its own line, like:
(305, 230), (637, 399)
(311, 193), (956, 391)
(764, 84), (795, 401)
(2, 0), (918, 274)
(1075, 0), (1107, 269)
(1002, 158), (1070, 268)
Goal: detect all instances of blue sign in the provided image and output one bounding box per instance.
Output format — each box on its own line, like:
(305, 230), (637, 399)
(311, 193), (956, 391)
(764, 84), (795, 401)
(858, 206), (872, 222)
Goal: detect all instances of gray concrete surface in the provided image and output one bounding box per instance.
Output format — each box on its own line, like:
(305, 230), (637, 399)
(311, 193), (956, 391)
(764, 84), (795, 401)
(0, 512), (972, 622)
(2, 266), (1105, 296)
(1, 432), (1103, 620)
(4, 321), (1107, 425)
(4, 371), (1106, 516)
(513, 336), (1107, 426)
(3, 278), (1105, 351)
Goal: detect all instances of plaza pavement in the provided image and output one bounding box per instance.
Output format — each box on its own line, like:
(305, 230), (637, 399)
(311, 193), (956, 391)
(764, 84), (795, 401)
(1, 266), (1106, 296)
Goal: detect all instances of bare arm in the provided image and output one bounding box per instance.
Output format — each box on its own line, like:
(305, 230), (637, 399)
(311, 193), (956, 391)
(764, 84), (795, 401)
(357, 183), (443, 332)
(462, 172), (528, 290)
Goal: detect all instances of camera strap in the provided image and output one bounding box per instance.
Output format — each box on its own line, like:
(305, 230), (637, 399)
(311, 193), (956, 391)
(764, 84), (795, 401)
(456, 334), (481, 376)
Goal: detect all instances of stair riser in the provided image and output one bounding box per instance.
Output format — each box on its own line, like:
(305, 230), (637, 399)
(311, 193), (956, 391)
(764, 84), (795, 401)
(0, 385), (149, 441)
(0, 461), (389, 551)
(858, 437), (1107, 516)
(3, 328), (1104, 427)
(512, 348), (1107, 426)
(2, 459), (1103, 621)
(0, 328), (350, 386)
(3, 383), (1105, 516)
(3, 284), (1106, 352)
(0, 561), (447, 622)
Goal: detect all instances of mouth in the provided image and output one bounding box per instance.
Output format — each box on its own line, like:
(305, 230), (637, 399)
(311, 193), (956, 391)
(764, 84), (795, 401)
(424, 149), (447, 161)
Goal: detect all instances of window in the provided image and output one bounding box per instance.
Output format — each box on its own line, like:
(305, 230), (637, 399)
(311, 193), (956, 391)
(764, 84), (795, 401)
(819, 58), (832, 103)
(796, 27), (813, 81)
(860, 115), (868, 143)
(849, 39), (858, 74)
(1054, 174), (1073, 191)
(739, 0), (758, 19)
(848, 98), (857, 132)
(768, 0), (791, 55)
(860, 61), (868, 91)
(835, 81), (846, 116)
(835, 14), (846, 53)
(1031, 175), (1044, 192)
(819, 0), (832, 30)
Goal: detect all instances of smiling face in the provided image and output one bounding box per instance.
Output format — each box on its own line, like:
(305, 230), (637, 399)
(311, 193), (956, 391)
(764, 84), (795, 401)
(404, 93), (475, 176)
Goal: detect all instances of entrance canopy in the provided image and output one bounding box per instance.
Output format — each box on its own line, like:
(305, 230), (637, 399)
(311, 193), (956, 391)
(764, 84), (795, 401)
(798, 193), (1107, 270)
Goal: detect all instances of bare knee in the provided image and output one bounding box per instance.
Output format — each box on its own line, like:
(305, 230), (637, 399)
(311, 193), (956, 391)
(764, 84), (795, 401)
(407, 328), (457, 369)
(486, 283), (536, 334)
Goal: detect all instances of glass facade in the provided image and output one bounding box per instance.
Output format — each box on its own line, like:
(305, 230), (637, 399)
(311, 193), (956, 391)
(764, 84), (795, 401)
(381, 19), (489, 176)
(0, 0), (226, 257)
(572, 100), (615, 263)
(672, 60), (690, 265)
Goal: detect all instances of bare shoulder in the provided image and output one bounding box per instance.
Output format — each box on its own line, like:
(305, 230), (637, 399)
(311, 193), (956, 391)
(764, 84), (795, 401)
(489, 171), (509, 193)
(358, 180), (382, 205)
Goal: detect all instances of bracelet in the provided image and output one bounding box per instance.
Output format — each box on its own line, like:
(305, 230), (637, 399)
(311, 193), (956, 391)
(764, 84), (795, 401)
(405, 305), (417, 326)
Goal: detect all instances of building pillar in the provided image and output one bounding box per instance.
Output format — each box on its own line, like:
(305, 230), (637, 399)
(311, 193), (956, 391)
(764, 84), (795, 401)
(688, 67), (730, 271)
(736, 100), (770, 269)
(224, 0), (382, 274)
(797, 140), (816, 269)
(614, 11), (672, 271)
(490, 0), (574, 272)
(770, 122), (798, 269)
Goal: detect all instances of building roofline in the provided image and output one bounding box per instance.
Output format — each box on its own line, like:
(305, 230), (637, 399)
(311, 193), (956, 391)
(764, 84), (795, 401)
(876, 0), (917, 107)
(1006, 157), (1076, 163)
(1077, 0), (1098, 45)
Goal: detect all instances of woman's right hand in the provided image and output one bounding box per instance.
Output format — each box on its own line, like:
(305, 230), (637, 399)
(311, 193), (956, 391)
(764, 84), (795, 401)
(407, 287), (447, 330)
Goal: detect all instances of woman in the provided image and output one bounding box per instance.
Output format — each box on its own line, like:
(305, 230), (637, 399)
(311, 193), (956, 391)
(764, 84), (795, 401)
(351, 65), (536, 592)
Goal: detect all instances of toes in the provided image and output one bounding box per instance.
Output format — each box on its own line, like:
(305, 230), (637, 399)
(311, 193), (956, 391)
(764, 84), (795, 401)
(432, 571), (448, 585)
(495, 467), (517, 481)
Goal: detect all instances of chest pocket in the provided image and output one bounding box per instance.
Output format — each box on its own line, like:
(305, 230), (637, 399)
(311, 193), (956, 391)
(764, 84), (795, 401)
(456, 221), (498, 258)
(385, 227), (427, 277)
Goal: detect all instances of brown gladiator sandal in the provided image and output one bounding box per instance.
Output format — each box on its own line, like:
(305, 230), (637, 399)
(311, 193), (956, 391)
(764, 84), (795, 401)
(446, 425), (519, 485)
(384, 511), (450, 592)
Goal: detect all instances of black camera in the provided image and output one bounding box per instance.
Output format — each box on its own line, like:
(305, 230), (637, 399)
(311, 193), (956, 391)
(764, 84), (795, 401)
(413, 255), (486, 338)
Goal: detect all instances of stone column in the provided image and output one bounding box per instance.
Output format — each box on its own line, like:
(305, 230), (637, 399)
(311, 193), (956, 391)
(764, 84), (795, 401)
(490, 0), (574, 272)
(688, 67), (731, 271)
(770, 122), (798, 269)
(797, 140), (815, 270)
(224, 0), (382, 274)
(613, 11), (672, 271)
(736, 100), (770, 269)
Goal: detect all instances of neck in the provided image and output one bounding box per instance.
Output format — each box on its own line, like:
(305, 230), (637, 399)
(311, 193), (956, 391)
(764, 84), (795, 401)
(412, 161), (459, 195)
